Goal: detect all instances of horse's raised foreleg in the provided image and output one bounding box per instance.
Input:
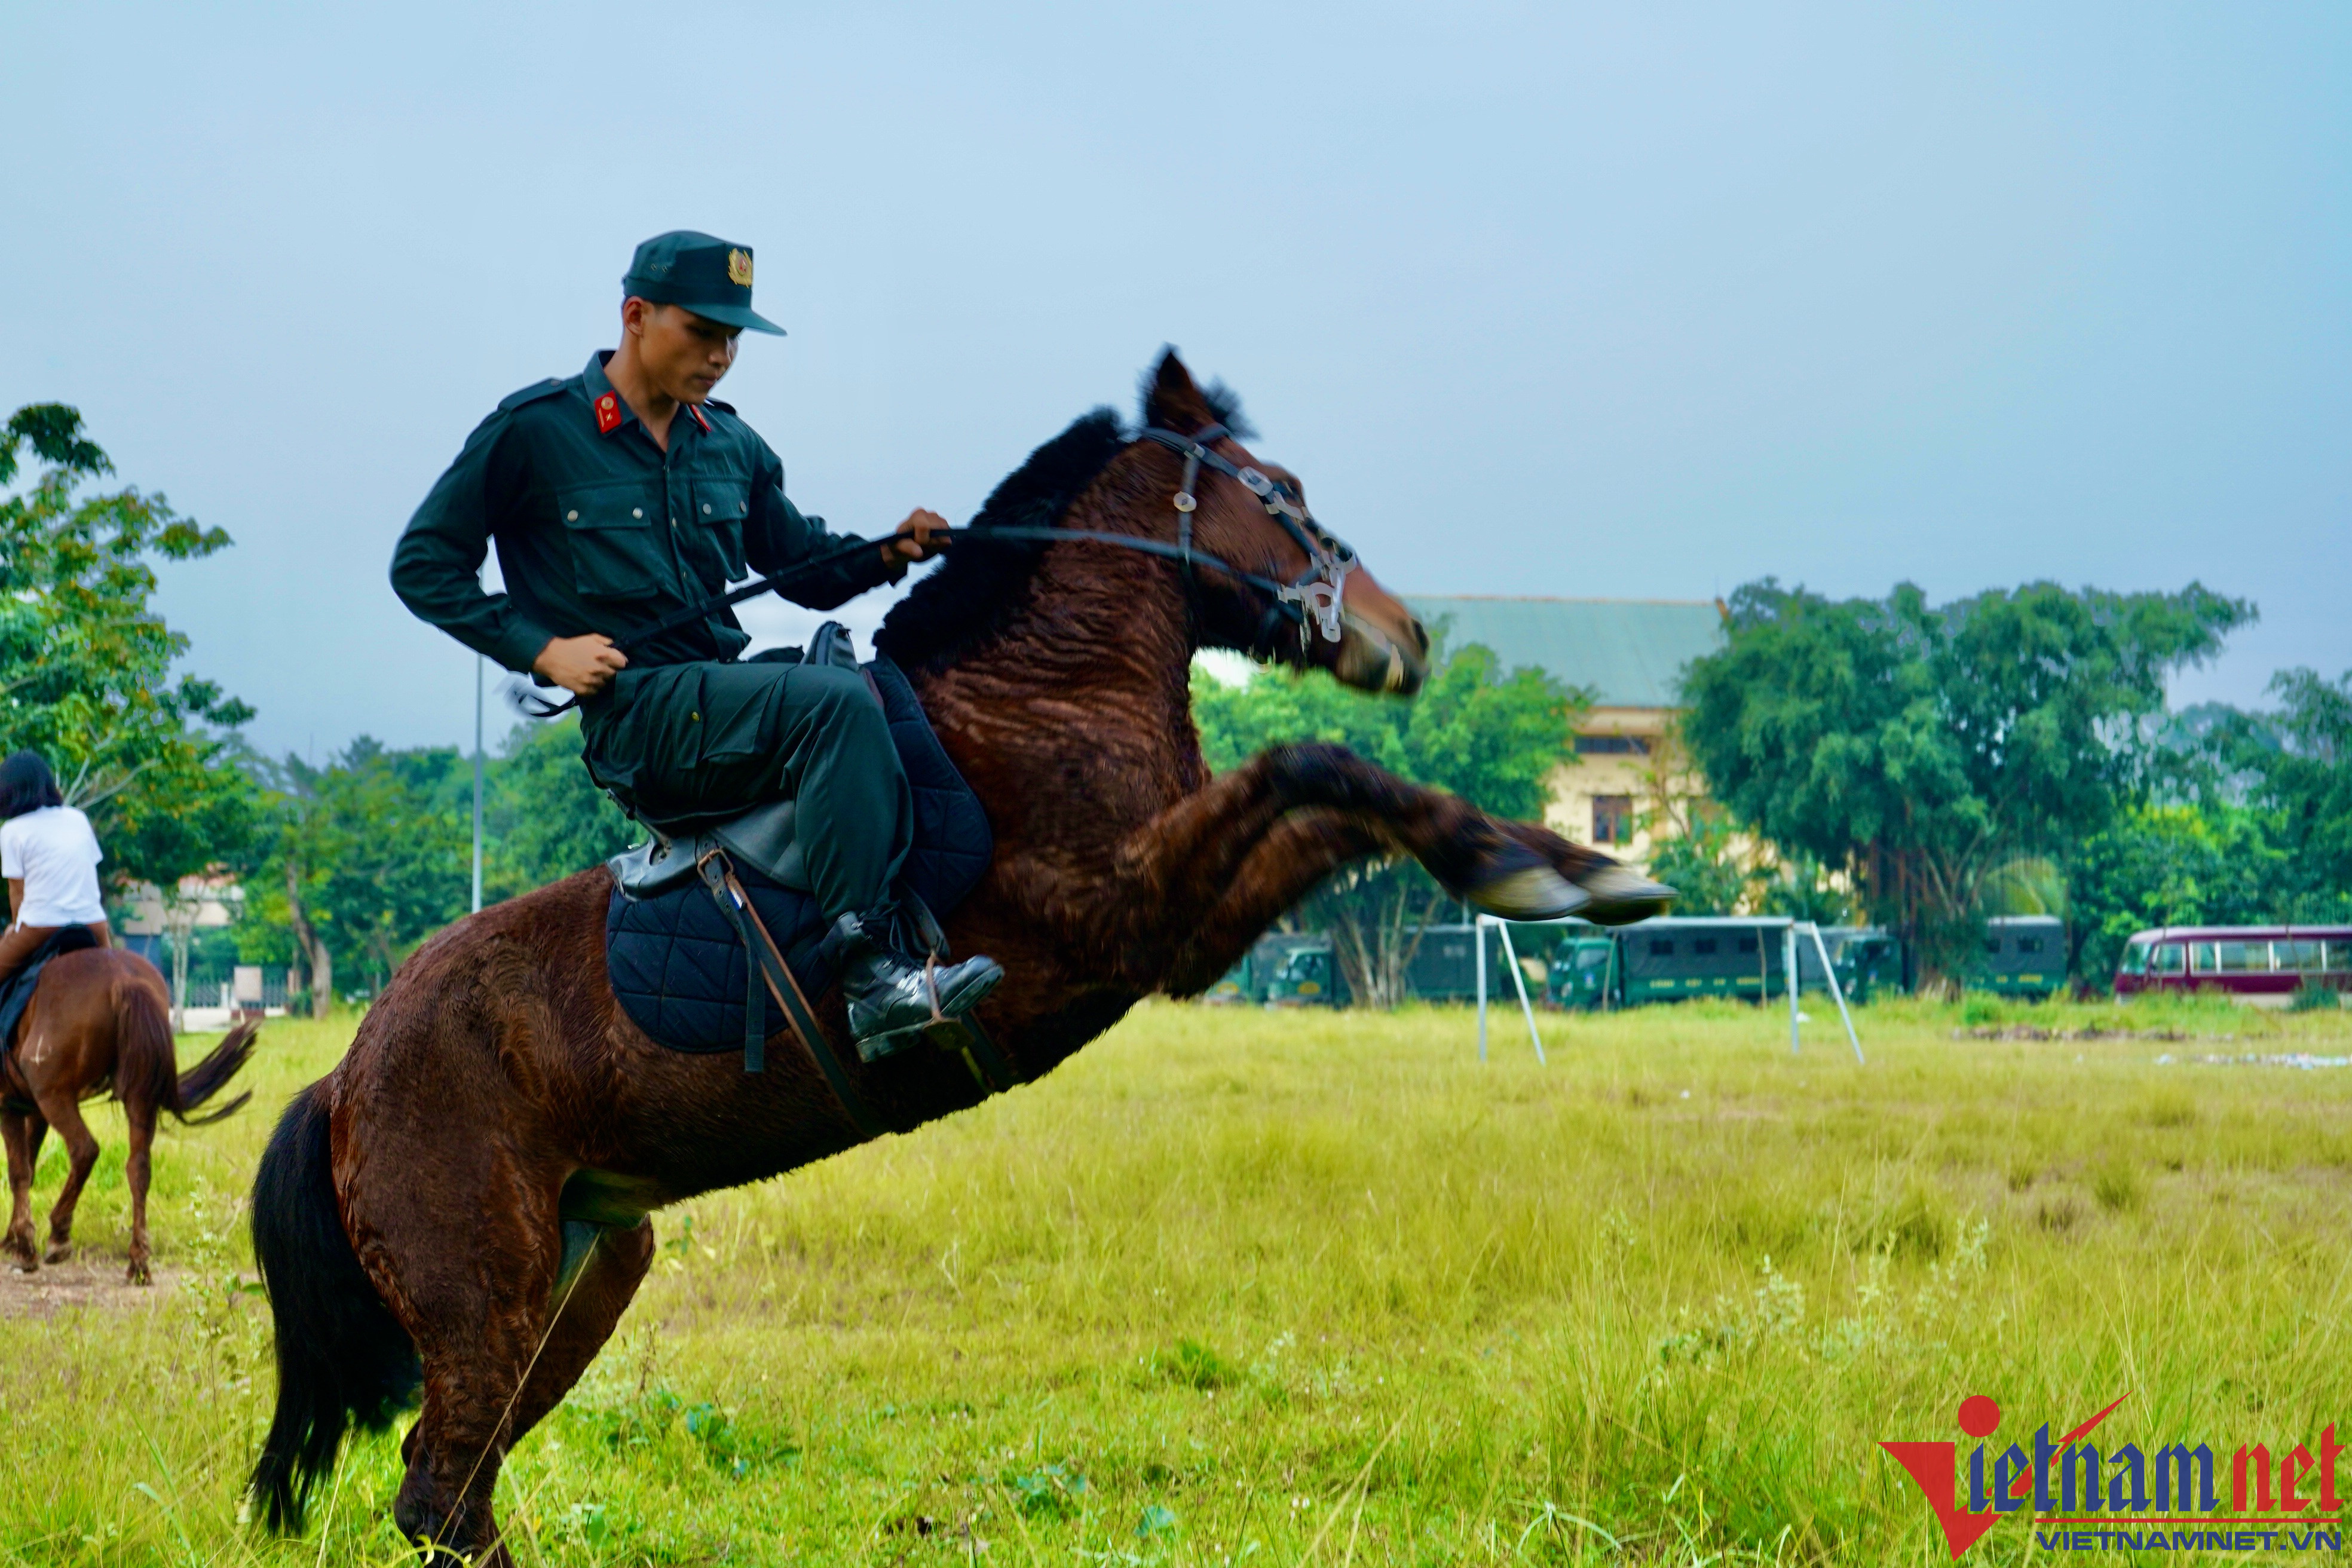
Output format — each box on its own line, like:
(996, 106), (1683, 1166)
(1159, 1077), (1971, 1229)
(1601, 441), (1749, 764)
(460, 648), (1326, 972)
(1157, 808), (1391, 993)
(1122, 742), (1661, 938)
(1, 1106), (44, 1271)
(32, 1091), (99, 1265)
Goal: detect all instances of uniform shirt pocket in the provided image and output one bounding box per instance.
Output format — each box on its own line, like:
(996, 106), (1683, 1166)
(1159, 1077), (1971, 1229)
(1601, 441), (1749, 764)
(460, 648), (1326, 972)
(557, 481), (664, 600)
(690, 476), (753, 583)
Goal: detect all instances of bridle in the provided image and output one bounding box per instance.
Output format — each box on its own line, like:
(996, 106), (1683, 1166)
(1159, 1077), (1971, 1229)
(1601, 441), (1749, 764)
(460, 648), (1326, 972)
(518, 421), (1364, 717)
(981, 422), (1358, 660)
(1139, 421), (1358, 656)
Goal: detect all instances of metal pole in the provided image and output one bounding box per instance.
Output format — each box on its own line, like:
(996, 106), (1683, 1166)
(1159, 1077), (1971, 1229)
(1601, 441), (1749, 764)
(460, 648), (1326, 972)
(1493, 920), (1545, 1064)
(1475, 917), (1489, 1064)
(1809, 922), (1864, 1064)
(471, 653), (485, 914)
(1786, 922), (1801, 1054)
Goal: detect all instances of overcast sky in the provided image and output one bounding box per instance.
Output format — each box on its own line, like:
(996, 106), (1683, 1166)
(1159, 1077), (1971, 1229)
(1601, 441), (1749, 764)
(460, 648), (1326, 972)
(4, 4), (2345, 760)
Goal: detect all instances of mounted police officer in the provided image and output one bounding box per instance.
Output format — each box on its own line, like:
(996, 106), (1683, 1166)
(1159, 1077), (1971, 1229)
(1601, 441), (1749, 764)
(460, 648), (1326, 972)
(391, 231), (1002, 1059)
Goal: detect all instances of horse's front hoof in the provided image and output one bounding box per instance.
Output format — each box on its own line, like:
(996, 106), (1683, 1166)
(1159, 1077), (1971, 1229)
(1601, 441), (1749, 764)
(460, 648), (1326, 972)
(4, 1238), (36, 1273)
(125, 1258), (152, 1287)
(1468, 863), (1590, 920)
(42, 1239), (71, 1266)
(1575, 866), (1676, 926)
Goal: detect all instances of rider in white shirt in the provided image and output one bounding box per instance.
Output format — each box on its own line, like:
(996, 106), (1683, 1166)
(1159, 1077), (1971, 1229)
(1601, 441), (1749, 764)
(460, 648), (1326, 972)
(0, 751), (113, 988)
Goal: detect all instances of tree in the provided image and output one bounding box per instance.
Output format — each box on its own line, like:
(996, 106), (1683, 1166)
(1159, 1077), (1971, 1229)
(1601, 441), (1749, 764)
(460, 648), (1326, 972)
(3, 404), (260, 1017)
(483, 715), (638, 897)
(2242, 667), (2352, 918)
(1680, 578), (2250, 984)
(249, 740), (472, 1010)
(1191, 642), (1587, 1005)
(0, 405), (255, 826)
(2063, 803), (2285, 984)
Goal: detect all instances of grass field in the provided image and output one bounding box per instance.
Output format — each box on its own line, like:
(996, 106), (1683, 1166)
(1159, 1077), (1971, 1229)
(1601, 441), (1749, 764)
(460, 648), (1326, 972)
(3, 993), (2350, 1566)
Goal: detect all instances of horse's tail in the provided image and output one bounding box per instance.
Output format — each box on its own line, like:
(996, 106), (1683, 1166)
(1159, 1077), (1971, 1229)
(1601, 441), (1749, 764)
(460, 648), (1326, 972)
(112, 984), (256, 1125)
(248, 1084), (421, 1534)
(176, 1020), (258, 1124)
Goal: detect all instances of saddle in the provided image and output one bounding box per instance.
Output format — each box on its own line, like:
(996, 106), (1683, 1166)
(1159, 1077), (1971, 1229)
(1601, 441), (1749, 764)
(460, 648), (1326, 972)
(601, 632), (1010, 1126)
(0, 923), (100, 1066)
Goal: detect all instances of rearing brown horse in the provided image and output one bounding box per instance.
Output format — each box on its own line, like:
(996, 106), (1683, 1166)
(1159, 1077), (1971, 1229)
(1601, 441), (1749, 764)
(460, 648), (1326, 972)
(247, 353), (1670, 1560)
(2, 947), (255, 1283)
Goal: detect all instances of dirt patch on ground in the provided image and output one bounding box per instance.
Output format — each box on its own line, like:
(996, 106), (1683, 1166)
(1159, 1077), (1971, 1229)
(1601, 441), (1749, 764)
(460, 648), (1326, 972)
(0, 1255), (183, 1319)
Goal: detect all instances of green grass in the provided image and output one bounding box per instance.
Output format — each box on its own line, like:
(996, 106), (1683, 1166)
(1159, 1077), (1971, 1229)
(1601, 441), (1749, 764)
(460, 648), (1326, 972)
(3, 993), (2350, 1565)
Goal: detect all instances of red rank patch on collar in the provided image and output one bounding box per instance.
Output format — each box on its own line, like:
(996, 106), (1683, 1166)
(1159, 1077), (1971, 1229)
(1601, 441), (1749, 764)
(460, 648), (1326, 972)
(688, 403), (711, 433)
(594, 391), (622, 434)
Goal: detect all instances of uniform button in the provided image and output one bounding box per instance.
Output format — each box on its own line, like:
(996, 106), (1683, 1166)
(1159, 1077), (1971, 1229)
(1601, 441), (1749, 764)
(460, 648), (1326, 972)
(632, 507), (644, 519)
(566, 510), (579, 521)
(690, 712), (700, 722)
(702, 503), (712, 514)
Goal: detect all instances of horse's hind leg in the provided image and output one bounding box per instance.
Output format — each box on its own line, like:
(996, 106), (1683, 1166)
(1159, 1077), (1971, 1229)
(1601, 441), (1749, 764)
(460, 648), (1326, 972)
(1, 1106), (44, 1270)
(351, 1144), (564, 1563)
(33, 1091), (99, 1266)
(503, 1219), (655, 1446)
(121, 1098), (156, 1284)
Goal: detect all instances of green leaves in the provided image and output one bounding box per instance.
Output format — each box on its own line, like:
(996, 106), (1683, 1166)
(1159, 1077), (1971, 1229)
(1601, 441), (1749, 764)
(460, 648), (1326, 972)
(1684, 578), (2253, 979)
(1, 403), (256, 890)
(1190, 640), (1588, 1003)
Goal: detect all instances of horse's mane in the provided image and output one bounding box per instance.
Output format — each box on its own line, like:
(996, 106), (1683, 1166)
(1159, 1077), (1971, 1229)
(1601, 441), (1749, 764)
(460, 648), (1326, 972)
(874, 408), (1128, 675)
(874, 360), (1253, 676)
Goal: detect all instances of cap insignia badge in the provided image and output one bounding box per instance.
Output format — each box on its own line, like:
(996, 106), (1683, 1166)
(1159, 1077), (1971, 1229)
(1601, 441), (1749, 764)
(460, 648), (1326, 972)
(595, 391), (622, 434)
(727, 248), (754, 287)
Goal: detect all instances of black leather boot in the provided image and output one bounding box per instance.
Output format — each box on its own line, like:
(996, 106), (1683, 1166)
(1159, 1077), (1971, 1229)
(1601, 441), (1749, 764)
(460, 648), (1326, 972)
(822, 911), (1004, 1062)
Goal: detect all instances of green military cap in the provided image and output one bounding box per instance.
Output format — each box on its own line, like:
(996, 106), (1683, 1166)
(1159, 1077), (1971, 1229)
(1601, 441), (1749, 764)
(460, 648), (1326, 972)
(621, 230), (785, 335)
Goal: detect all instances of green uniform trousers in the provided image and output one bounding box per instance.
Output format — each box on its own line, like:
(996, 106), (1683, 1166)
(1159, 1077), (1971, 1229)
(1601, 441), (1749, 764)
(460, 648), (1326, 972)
(580, 660), (911, 921)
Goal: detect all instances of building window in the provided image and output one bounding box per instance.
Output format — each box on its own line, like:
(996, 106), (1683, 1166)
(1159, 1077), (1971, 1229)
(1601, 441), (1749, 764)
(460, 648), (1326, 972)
(1592, 795), (1634, 844)
(1693, 937), (1717, 956)
(1575, 735), (1650, 755)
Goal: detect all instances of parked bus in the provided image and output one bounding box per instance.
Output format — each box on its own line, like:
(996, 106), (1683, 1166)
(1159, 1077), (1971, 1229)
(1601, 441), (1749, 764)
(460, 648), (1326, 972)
(1968, 915), (2065, 1000)
(2114, 926), (2352, 1004)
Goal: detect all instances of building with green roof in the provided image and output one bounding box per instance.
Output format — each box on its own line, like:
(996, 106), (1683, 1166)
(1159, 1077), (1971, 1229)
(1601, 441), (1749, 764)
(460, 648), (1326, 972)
(1401, 596), (1728, 869)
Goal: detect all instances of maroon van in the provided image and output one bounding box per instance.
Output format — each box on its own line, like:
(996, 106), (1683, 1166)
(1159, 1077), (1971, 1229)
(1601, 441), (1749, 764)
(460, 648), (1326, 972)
(2114, 926), (2352, 1002)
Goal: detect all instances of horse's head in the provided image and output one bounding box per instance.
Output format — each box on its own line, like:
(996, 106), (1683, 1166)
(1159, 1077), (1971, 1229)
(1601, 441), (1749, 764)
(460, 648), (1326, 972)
(1141, 353), (1431, 696)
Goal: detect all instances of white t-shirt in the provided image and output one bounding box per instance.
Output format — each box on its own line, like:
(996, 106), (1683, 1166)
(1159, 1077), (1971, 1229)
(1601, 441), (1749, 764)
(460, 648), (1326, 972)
(1, 805), (108, 927)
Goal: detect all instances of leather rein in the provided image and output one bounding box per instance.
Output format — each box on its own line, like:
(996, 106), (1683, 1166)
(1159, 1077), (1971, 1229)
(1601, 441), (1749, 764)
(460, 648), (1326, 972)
(521, 423), (1358, 718)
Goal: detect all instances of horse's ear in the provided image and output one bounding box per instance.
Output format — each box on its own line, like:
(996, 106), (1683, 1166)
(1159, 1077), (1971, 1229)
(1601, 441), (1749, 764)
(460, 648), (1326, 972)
(1141, 348), (1215, 434)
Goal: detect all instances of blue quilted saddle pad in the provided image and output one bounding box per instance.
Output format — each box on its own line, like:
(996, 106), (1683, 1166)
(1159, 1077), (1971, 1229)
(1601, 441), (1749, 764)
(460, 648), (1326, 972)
(603, 655), (993, 1054)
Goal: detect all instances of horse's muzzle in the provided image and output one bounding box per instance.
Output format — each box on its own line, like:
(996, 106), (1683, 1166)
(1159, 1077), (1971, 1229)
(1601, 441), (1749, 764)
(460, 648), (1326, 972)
(1334, 612), (1428, 696)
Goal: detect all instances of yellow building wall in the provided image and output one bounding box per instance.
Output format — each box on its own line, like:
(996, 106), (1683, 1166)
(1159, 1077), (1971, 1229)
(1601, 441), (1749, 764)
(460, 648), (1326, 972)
(1541, 705), (1684, 874)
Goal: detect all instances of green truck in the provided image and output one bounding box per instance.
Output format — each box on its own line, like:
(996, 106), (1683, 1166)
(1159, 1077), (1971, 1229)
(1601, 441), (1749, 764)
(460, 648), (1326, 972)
(1206, 933), (1355, 1007)
(1968, 915), (2065, 1000)
(1546, 919), (1907, 1009)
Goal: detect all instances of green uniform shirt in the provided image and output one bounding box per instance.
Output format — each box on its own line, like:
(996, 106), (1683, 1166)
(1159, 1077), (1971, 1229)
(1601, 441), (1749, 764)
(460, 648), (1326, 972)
(390, 351), (899, 673)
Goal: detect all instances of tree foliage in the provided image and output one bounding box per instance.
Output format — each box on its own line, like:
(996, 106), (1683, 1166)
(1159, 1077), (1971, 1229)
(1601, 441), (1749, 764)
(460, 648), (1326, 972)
(0, 403), (259, 890)
(1190, 642), (1587, 1004)
(1680, 578), (2251, 981)
(239, 716), (637, 1010)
